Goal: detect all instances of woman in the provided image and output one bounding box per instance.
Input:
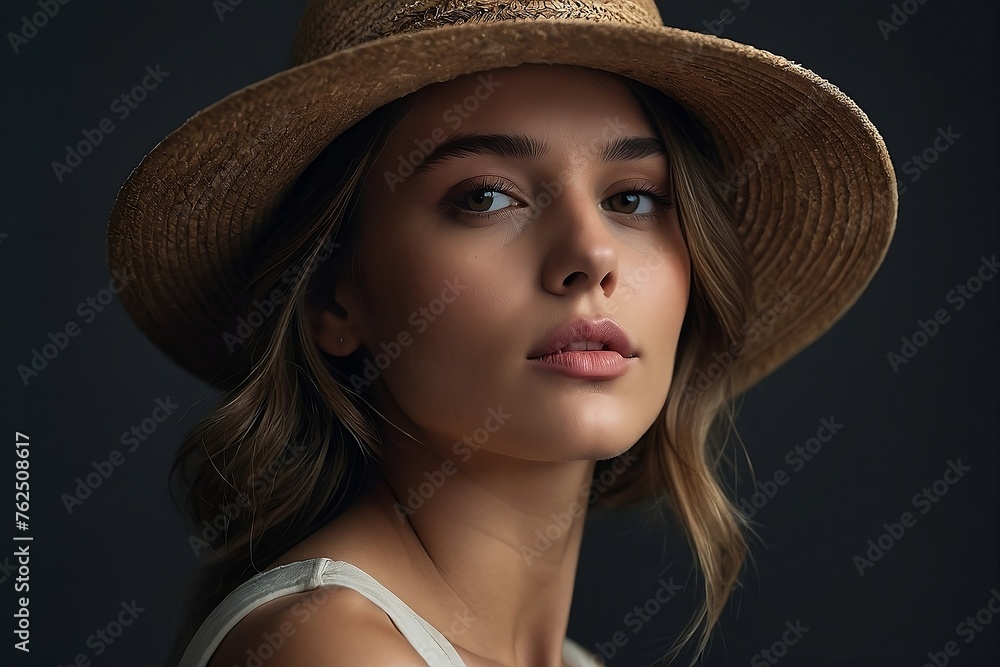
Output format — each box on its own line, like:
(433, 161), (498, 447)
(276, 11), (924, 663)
(105, 1), (897, 665)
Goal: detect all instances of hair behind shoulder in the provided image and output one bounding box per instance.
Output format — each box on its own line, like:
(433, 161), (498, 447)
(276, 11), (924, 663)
(164, 71), (755, 667)
(164, 95), (411, 666)
(596, 77), (757, 664)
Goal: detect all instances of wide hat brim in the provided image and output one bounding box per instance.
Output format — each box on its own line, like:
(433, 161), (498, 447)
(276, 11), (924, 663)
(106, 18), (897, 394)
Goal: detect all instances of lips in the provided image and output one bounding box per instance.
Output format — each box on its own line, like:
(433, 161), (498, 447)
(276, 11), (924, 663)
(527, 318), (638, 359)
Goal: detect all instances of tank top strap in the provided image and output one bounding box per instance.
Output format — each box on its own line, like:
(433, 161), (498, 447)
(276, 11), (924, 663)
(177, 557), (464, 666)
(178, 556), (601, 667)
(317, 558), (467, 665)
(321, 560), (602, 666)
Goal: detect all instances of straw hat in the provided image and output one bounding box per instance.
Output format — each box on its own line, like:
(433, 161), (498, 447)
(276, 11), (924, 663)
(106, 0), (897, 393)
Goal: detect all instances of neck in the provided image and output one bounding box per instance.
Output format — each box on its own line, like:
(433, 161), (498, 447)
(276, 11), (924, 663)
(372, 427), (595, 667)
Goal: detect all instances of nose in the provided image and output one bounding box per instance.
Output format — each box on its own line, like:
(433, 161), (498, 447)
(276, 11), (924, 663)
(539, 180), (619, 298)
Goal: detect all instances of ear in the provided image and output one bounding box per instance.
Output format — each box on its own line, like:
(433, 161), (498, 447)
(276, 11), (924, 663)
(306, 274), (365, 357)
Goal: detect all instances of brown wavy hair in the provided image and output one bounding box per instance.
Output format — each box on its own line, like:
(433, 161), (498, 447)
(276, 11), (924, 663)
(166, 72), (755, 666)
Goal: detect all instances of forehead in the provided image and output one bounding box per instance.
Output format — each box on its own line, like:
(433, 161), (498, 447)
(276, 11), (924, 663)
(378, 64), (657, 162)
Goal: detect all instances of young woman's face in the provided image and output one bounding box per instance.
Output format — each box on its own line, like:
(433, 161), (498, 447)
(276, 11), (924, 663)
(326, 63), (690, 462)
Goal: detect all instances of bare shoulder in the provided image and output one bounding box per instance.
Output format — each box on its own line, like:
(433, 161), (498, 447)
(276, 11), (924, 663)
(207, 583), (427, 667)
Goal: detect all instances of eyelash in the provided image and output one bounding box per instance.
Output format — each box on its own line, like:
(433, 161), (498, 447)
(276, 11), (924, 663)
(445, 177), (675, 221)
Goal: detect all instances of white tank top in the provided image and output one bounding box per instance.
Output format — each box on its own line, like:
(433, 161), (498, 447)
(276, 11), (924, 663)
(178, 557), (602, 666)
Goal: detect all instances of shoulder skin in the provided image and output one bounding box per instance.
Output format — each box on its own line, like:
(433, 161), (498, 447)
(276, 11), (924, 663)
(207, 584), (427, 667)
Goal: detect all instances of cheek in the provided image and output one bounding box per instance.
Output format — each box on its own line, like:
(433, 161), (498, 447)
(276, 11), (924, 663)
(352, 223), (526, 432)
(349, 205), (691, 460)
(653, 252), (691, 340)
(632, 240), (690, 348)
(632, 233), (690, 344)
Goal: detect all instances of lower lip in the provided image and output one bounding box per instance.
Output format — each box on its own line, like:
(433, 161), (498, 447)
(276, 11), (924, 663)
(528, 351), (634, 379)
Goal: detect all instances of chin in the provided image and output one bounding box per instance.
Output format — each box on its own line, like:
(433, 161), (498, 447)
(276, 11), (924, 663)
(575, 440), (642, 463)
(511, 425), (649, 464)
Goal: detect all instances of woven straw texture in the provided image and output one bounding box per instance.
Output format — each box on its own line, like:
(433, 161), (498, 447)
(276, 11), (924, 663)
(106, 0), (897, 392)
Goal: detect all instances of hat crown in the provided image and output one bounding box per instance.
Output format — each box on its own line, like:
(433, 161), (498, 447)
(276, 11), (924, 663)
(292, 0), (664, 64)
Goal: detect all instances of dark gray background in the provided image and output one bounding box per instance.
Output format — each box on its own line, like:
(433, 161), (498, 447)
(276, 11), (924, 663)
(1, 1), (997, 665)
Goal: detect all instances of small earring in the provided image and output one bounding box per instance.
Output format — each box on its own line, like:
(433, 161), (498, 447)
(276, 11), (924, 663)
(339, 336), (344, 345)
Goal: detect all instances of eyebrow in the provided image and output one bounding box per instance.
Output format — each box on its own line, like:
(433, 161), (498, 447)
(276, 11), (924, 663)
(408, 132), (666, 180)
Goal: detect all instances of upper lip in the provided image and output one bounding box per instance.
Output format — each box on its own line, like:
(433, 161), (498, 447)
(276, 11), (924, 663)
(527, 317), (638, 359)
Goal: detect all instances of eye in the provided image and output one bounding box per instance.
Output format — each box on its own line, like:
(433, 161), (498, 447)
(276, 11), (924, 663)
(446, 177), (522, 219)
(605, 192), (653, 215)
(602, 183), (674, 216)
(456, 189), (518, 214)
(444, 177), (674, 221)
